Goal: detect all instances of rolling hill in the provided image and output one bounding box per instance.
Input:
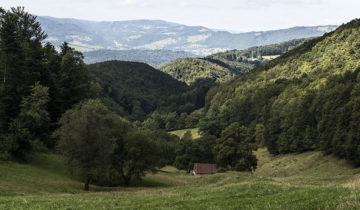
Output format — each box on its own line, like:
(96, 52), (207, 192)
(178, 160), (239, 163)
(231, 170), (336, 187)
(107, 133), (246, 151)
(37, 16), (337, 56)
(1, 149), (360, 209)
(159, 38), (311, 85)
(88, 61), (188, 120)
(159, 58), (235, 85)
(205, 38), (310, 72)
(200, 19), (360, 163)
(88, 60), (213, 121)
(83, 49), (197, 67)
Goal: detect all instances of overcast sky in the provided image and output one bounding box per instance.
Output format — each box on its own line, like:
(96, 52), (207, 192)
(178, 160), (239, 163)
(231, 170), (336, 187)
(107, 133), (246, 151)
(2, 0), (359, 32)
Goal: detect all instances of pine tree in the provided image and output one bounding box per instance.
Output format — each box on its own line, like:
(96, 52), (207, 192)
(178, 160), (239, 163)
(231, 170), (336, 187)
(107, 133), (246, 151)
(0, 7), (47, 131)
(7, 82), (50, 160)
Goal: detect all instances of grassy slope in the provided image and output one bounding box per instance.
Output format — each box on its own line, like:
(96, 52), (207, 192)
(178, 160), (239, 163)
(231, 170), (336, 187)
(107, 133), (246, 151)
(169, 128), (200, 139)
(254, 148), (360, 186)
(1, 151), (360, 209)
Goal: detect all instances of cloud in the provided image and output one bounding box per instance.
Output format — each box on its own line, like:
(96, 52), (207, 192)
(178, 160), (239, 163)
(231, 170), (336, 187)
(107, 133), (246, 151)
(179, 1), (193, 7)
(119, 0), (137, 6)
(245, 0), (325, 6)
(116, 0), (154, 7)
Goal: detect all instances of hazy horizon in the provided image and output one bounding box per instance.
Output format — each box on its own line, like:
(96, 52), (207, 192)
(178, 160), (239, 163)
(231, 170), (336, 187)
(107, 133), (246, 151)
(36, 15), (340, 34)
(2, 0), (359, 32)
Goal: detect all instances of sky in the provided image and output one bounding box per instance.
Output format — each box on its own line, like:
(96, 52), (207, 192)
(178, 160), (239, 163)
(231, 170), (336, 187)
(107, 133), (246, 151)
(1, 0), (360, 32)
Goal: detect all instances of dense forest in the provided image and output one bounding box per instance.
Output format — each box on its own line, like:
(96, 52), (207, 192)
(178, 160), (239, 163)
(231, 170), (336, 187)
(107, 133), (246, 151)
(199, 19), (360, 164)
(88, 60), (213, 122)
(2, 6), (360, 192)
(0, 7), (100, 154)
(0, 7), (254, 190)
(159, 38), (309, 85)
(159, 58), (234, 85)
(88, 61), (187, 120)
(0, 7), (174, 188)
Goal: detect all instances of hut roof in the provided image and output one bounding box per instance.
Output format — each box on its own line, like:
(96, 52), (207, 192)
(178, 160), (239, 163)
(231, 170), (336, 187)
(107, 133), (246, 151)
(193, 163), (216, 175)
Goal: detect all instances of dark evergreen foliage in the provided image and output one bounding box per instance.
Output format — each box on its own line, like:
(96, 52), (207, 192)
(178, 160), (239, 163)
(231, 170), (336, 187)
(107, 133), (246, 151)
(88, 60), (212, 122)
(0, 7), (99, 159)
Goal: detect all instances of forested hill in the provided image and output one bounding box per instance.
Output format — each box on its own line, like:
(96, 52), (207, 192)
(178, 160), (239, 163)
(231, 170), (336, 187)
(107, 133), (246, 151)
(159, 38), (310, 85)
(205, 38), (310, 72)
(88, 61), (212, 121)
(88, 61), (187, 120)
(159, 58), (234, 85)
(83, 49), (197, 67)
(200, 19), (360, 164)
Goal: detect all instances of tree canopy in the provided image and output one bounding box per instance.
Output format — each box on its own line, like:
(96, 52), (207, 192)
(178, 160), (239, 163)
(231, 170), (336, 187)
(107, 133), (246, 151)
(200, 19), (360, 165)
(0, 7), (99, 159)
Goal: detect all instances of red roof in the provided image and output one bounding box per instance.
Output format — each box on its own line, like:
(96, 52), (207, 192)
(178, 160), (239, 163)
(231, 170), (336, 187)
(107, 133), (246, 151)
(193, 163), (216, 175)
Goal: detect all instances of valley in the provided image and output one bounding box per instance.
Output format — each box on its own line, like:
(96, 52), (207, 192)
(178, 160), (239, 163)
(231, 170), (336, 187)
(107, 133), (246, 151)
(0, 4), (360, 209)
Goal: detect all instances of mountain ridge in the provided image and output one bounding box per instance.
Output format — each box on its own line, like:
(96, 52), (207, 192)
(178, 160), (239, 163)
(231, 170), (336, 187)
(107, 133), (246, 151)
(83, 49), (197, 67)
(37, 16), (338, 56)
(199, 18), (360, 164)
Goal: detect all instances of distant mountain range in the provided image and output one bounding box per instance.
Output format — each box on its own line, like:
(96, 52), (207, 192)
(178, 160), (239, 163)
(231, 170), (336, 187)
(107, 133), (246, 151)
(37, 16), (338, 56)
(83, 49), (197, 67)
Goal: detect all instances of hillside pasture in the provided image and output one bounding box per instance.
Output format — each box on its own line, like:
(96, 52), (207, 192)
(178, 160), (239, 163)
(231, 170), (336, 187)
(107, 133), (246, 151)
(169, 128), (200, 139)
(1, 149), (360, 209)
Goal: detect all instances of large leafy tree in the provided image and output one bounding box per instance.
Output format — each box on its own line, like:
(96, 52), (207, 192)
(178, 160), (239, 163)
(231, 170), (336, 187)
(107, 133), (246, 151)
(149, 130), (179, 167)
(214, 122), (257, 171)
(55, 99), (162, 189)
(112, 130), (162, 186)
(54, 99), (119, 191)
(174, 131), (195, 173)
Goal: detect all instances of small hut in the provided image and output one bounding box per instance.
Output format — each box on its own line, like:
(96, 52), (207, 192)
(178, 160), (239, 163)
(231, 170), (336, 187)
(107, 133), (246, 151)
(193, 163), (216, 175)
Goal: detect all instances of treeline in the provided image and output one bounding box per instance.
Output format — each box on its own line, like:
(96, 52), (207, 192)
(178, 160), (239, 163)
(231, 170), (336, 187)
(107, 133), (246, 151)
(88, 60), (214, 121)
(140, 109), (204, 131)
(205, 38), (310, 72)
(0, 8), (258, 191)
(54, 99), (182, 189)
(158, 39), (309, 86)
(0, 7), (191, 190)
(53, 98), (257, 190)
(0, 7), (99, 159)
(199, 19), (360, 164)
(173, 122), (257, 173)
(83, 49), (196, 67)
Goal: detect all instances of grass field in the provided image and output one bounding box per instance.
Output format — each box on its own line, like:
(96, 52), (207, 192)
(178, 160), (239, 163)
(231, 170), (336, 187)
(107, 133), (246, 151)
(169, 128), (200, 139)
(262, 55), (281, 60)
(1, 149), (360, 209)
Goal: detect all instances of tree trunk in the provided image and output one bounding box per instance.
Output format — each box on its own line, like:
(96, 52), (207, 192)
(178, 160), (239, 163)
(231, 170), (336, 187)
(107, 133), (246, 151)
(123, 175), (131, 186)
(84, 179), (90, 191)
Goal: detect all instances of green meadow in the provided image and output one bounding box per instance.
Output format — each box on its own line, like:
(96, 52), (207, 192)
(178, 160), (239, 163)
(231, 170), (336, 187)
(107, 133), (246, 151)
(1, 148), (360, 209)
